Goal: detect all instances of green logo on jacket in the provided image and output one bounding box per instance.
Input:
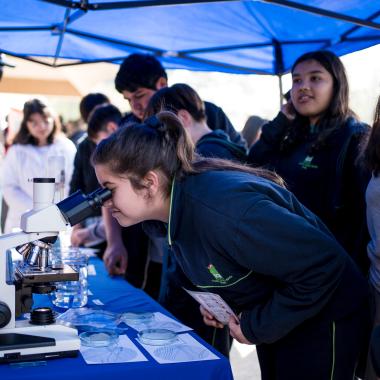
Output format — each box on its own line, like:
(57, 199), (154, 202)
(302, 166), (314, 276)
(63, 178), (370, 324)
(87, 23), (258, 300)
(299, 155), (318, 170)
(207, 264), (232, 284)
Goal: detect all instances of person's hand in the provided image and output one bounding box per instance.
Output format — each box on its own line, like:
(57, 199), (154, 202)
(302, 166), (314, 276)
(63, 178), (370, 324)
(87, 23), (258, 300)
(281, 100), (296, 121)
(71, 227), (91, 247)
(199, 306), (224, 329)
(103, 240), (128, 276)
(228, 315), (253, 345)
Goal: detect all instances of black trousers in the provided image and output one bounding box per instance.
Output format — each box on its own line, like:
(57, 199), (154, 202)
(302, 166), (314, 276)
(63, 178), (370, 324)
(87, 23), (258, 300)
(256, 304), (370, 380)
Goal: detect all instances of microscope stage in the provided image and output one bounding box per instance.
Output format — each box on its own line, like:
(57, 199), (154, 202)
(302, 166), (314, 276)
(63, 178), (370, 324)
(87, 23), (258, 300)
(16, 264), (78, 284)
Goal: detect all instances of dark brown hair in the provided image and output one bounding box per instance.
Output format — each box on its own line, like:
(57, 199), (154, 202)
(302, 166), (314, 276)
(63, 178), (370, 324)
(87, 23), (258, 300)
(93, 111), (283, 197)
(115, 53), (167, 93)
(282, 50), (356, 153)
(363, 96), (380, 176)
(14, 99), (60, 146)
(145, 83), (206, 122)
(79, 93), (110, 123)
(87, 104), (122, 140)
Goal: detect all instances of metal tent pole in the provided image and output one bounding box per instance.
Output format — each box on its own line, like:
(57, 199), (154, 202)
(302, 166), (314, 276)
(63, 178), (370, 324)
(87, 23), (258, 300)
(278, 74), (284, 108)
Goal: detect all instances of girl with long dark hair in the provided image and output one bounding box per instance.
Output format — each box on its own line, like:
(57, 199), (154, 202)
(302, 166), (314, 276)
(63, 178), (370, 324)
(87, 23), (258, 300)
(249, 50), (370, 272)
(93, 111), (368, 379)
(1, 99), (76, 232)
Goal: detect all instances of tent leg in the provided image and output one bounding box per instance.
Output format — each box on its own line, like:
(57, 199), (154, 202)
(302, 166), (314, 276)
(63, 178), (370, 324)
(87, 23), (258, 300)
(278, 74), (284, 108)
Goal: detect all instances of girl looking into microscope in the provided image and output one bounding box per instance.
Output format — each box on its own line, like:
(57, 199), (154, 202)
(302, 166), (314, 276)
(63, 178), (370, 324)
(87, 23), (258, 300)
(92, 111), (369, 380)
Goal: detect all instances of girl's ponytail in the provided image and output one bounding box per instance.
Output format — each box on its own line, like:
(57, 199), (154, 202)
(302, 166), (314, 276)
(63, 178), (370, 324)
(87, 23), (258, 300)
(155, 111), (195, 175)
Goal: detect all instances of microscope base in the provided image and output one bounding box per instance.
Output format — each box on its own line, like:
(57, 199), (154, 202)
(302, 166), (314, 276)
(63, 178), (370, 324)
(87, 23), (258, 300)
(0, 320), (80, 363)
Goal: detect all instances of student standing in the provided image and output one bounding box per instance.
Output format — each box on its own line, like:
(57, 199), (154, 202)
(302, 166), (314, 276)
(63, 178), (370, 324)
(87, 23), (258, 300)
(248, 50), (370, 272)
(1, 99), (76, 233)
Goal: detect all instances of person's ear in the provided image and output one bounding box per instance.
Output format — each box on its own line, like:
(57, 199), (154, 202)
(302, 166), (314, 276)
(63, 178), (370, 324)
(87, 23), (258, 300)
(155, 77), (167, 90)
(177, 109), (192, 128)
(106, 121), (118, 134)
(143, 170), (161, 199)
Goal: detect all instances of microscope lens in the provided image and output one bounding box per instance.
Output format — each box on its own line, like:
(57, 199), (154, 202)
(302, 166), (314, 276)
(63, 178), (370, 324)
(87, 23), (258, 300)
(16, 243), (31, 257)
(21, 246), (32, 262)
(23, 248), (33, 263)
(28, 246), (40, 266)
(38, 248), (49, 271)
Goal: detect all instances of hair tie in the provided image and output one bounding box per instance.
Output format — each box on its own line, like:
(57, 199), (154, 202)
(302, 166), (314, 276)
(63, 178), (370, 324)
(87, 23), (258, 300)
(144, 115), (165, 132)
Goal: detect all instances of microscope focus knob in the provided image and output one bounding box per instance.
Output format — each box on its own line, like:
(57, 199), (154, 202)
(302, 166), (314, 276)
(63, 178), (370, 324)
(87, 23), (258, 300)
(21, 295), (33, 312)
(0, 302), (11, 328)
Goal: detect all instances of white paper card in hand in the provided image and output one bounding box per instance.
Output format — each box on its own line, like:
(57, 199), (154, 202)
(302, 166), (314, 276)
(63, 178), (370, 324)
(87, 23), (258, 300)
(183, 289), (238, 325)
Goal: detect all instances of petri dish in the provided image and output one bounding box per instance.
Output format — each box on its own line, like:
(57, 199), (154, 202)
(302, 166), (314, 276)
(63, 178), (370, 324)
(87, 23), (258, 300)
(123, 312), (154, 323)
(138, 329), (177, 346)
(79, 330), (119, 347)
(79, 312), (119, 326)
(57, 309), (120, 330)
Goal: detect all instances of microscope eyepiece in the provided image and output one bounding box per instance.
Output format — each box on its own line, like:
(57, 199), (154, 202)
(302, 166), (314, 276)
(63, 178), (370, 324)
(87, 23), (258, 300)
(57, 188), (111, 226)
(87, 187), (112, 209)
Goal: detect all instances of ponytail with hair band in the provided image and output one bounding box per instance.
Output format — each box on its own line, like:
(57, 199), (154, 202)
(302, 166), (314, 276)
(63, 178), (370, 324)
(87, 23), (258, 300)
(155, 111), (195, 174)
(144, 112), (195, 175)
(144, 115), (165, 132)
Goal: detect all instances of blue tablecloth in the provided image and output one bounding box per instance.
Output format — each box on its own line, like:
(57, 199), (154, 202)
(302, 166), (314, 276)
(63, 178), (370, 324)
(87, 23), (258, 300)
(1, 257), (233, 380)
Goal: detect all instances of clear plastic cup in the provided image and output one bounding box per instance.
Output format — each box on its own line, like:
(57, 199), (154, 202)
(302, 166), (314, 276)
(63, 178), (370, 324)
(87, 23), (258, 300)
(47, 155), (66, 203)
(51, 248), (88, 308)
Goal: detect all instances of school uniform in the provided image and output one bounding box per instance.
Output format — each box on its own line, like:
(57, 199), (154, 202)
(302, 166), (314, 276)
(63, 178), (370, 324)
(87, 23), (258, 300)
(248, 113), (370, 273)
(147, 170), (369, 379)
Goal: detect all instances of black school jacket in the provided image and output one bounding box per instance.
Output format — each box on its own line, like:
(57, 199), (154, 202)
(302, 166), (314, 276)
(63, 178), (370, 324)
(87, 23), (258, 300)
(248, 113), (370, 272)
(163, 170), (368, 345)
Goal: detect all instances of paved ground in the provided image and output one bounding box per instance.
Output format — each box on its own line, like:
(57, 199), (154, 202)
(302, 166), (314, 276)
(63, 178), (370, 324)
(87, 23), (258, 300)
(229, 341), (261, 379)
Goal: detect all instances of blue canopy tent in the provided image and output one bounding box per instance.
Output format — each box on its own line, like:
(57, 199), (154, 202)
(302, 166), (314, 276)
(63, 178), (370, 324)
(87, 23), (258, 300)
(0, 0), (380, 99)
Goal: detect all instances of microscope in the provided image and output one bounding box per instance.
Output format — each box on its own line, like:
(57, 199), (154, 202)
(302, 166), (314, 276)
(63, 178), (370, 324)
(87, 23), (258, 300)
(0, 178), (111, 363)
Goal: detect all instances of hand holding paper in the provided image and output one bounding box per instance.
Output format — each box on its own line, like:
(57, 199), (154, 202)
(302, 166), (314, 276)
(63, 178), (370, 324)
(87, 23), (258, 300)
(184, 289), (238, 325)
(200, 305), (224, 329)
